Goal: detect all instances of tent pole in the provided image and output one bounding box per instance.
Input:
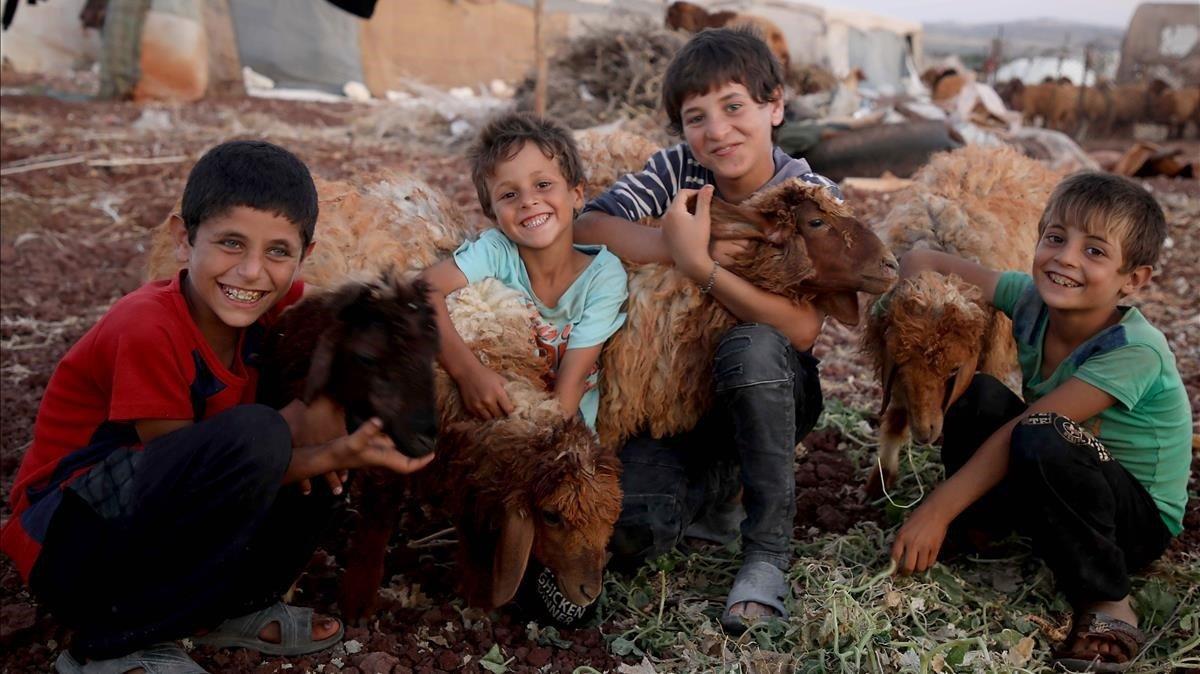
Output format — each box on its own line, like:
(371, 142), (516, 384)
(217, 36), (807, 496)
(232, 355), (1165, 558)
(534, 0), (547, 117)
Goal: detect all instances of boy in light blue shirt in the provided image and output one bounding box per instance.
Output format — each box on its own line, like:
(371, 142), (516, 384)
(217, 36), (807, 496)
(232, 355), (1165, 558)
(421, 113), (627, 429)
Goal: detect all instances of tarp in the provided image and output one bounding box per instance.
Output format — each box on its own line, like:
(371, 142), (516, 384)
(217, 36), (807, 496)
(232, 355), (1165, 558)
(228, 0), (363, 94)
(1117, 2), (1200, 85)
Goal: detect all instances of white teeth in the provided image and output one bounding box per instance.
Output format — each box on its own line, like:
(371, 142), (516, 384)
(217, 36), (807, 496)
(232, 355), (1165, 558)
(1048, 272), (1081, 288)
(222, 285), (266, 302)
(523, 214), (550, 228)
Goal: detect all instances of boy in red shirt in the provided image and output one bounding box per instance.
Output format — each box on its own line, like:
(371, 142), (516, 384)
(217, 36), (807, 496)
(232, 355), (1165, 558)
(2, 140), (434, 673)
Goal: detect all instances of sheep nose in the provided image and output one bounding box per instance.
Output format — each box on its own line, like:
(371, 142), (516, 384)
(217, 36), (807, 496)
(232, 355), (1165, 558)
(882, 253), (899, 271)
(911, 418), (943, 445)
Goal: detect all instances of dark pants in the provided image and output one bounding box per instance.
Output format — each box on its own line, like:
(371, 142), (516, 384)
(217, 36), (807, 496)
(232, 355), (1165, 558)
(942, 375), (1172, 605)
(610, 324), (823, 572)
(30, 405), (336, 660)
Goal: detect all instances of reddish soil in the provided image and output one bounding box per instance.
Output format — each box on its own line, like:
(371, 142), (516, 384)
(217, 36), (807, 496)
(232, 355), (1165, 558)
(1, 88), (1196, 673)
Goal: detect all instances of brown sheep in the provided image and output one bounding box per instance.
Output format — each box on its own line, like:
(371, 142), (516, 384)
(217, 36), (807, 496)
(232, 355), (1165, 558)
(864, 272), (996, 489)
(864, 145), (1061, 495)
(254, 273), (442, 622)
(597, 179), (899, 449)
(1104, 82), (1151, 137)
(428, 280), (622, 611)
(665, 1), (791, 74)
(1151, 84), (1200, 139)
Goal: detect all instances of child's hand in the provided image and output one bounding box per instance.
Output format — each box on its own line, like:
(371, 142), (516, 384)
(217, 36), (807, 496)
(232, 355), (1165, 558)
(335, 418), (436, 475)
(661, 185), (715, 281)
(280, 396), (352, 495)
(456, 363), (515, 420)
(890, 501), (951, 574)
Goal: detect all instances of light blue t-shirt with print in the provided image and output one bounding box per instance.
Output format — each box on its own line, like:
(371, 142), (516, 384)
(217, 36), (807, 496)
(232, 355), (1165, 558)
(992, 271), (1191, 534)
(452, 228), (628, 429)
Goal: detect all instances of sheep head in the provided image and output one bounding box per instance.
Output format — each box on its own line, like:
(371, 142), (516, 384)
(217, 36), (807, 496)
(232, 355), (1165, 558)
(443, 414), (622, 610)
(866, 271), (991, 444)
(261, 272), (440, 458)
(665, 1), (710, 31)
(704, 179), (899, 325)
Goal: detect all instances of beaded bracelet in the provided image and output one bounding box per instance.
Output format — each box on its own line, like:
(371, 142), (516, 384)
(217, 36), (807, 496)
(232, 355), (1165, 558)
(699, 260), (720, 294)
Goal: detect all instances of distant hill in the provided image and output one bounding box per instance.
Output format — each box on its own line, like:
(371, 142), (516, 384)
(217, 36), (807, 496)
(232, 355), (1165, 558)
(924, 19), (1125, 59)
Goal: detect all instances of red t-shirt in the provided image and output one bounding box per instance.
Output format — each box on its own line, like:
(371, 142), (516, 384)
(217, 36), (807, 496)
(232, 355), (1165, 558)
(1, 270), (303, 580)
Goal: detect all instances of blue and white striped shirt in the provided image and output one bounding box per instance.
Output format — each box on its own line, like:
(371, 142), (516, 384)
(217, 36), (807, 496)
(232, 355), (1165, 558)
(582, 142), (841, 221)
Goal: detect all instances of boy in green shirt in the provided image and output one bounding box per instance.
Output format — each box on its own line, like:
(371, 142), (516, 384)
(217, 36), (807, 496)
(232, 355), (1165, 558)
(892, 172), (1190, 672)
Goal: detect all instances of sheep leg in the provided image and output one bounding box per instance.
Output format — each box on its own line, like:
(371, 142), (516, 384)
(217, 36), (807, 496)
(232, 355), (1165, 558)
(340, 483), (402, 624)
(867, 405), (909, 498)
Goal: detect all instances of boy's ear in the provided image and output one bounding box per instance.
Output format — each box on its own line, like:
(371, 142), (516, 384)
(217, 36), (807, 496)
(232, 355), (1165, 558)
(302, 241), (316, 261)
(769, 86), (785, 126)
(1120, 265), (1153, 296)
(570, 183), (585, 212)
(170, 214), (191, 263)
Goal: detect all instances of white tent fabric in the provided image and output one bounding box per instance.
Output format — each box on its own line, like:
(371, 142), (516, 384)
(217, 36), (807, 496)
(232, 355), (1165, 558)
(227, 0), (364, 94)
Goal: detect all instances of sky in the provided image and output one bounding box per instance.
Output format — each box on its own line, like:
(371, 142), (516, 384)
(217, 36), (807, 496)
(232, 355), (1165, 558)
(812, 0), (1159, 28)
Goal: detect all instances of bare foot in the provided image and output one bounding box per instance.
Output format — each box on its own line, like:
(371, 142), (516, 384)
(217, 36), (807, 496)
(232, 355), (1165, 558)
(726, 600), (779, 621)
(257, 613), (341, 643)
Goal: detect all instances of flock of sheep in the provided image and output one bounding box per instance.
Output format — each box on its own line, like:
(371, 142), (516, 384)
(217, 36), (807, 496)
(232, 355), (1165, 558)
(998, 78), (1200, 139)
(141, 134), (1062, 624)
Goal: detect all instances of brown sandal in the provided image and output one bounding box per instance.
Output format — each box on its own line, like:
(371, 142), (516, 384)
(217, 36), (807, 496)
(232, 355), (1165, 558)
(1052, 612), (1146, 673)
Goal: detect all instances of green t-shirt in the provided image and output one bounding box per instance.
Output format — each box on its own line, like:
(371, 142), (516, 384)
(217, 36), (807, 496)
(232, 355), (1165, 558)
(453, 228), (628, 430)
(993, 271), (1191, 534)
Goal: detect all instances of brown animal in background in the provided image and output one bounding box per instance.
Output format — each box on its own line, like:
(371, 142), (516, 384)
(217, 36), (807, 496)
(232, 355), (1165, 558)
(1154, 86), (1200, 139)
(597, 179), (898, 448)
(864, 145), (1061, 495)
(665, 1), (790, 74)
(1075, 84), (1110, 138)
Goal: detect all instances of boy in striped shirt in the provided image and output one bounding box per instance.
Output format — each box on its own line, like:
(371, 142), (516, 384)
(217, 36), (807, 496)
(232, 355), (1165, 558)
(576, 27), (839, 633)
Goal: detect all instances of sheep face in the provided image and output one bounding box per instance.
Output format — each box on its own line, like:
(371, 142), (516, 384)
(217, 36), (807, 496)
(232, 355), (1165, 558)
(525, 421), (623, 607)
(266, 275), (441, 458)
(870, 273), (991, 444)
(712, 179), (899, 324)
(444, 414), (622, 610)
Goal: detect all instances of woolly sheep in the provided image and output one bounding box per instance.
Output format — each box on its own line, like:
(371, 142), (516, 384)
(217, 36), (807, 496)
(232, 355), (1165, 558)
(596, 179), (900, 449)
(254, 274), (442, 622)
(430, 280), (622, 611)
(864, 145), (1061, 494)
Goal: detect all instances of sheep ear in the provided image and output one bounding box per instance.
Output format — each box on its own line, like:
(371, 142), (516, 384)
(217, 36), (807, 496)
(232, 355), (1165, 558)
(709, 199), (769, 242)
(819, 292), (861, 326)
(943, 353), (979, 413)
(490, 507), (534, 608)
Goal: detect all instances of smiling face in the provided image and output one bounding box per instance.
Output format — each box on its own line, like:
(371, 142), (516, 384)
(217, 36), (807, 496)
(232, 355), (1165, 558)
(1033, 221), (1145, 313)
(680, 80), (784, 202)
(174, 206), (310, 349)
(487, 142), (584, 252)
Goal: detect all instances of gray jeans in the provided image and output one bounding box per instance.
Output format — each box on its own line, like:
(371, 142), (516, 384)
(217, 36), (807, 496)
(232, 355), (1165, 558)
(610, 324), (823, 571)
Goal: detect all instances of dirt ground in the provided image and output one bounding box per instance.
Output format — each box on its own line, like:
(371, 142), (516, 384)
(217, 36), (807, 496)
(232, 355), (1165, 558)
(1, 81), (1197, 673)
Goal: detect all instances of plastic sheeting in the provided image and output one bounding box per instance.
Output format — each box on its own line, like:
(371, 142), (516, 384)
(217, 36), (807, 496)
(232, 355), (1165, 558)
(228, 0), (363, 94)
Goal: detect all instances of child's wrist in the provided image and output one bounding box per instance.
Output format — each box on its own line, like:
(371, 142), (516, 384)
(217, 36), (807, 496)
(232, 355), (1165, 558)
(680, 255), (716, 284)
